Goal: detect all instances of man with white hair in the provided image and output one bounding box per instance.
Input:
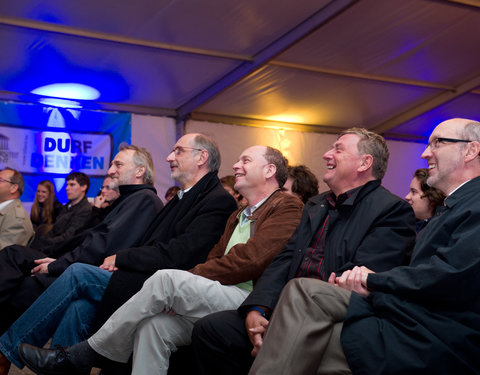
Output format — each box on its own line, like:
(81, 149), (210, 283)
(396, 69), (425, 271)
(0, 145), (163, 336)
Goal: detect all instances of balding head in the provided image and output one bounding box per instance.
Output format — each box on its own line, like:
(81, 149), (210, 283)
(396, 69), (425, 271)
(421, 118), (480, 195)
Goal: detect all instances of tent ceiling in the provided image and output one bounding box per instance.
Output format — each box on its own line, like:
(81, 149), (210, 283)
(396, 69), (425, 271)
(1, 0), (480, 141)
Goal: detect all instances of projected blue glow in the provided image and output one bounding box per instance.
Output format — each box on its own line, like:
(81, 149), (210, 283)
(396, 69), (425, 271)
(32, 83), (100, 100)
(39, 98), (82, 109)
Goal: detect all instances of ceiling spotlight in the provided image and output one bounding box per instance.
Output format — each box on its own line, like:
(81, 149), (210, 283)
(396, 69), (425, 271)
(31, 83), (100, 100)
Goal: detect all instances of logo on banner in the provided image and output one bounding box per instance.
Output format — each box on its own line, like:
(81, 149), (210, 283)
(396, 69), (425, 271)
(0, 125), (112, 176)
(0, 134), (19, 165)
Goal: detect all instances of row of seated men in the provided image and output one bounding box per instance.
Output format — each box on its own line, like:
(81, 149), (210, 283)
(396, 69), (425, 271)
(0, 117), (478, 374)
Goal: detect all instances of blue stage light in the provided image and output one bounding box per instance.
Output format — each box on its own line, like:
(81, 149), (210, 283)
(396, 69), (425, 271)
(31, 83), (100, 100)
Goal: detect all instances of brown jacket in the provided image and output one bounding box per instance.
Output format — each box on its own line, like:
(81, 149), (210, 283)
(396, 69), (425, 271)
(190, 190), (303, 286)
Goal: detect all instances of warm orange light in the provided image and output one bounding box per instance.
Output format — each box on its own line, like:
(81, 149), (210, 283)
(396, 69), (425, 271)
(266, 114), (305, 123)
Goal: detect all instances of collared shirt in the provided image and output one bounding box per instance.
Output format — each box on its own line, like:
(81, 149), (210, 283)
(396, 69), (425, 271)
(0, 199), (14, 212)
(239, 196), (268, 226)
(177, 186), (193, 200)
(296, 185), (363, 280)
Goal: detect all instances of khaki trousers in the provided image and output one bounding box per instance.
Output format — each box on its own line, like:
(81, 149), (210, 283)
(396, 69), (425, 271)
(88, 269), (249, 375)
(249, 278), (352, 375)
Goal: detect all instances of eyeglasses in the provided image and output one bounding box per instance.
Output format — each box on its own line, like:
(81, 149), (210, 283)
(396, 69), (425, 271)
(172, 146), (203, 155)
(0, 177), (14, 184)
(426, 137), (472, 150)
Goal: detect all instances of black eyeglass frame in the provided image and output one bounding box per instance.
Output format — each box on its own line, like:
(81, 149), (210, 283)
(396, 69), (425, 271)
(426, 137), (472, 150)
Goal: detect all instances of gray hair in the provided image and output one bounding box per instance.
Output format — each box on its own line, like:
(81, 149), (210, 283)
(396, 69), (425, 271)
(119, 143), (155, 185)
(339, 128), (390, 179)
(192, 134), (221, 172)
(460, 120), (480, 142)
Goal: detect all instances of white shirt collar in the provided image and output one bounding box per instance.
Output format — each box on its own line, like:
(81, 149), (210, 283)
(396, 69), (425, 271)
(0, 199), (14, 212)
(177, 186), (193, 200)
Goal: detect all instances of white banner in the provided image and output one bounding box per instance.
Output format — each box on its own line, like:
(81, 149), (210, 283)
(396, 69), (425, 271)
(0, 124), (112, 176)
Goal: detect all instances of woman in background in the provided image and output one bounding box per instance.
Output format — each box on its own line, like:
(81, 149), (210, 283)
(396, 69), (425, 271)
(30, 180), (62, 234)
(405, 168), (445, 233)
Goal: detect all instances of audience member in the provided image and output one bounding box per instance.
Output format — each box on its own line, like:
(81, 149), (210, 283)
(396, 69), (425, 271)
(30, 180), (63, 233)
(405, 167), (445, 232)
(190, 128), (416, 375)
(221, 175), (247, 207)
(283, 165), (319, 203)
(241, 118), (480, 374)
(93, 177), (120, 210)
(0, 133), (237, 373)
(0, 168), (34, 250)
(17, 145), (304, 375)
(0, 144), (163, 339)
(29, 172), (92, 251)
(164, 186), (180, 202)
(89, 176), (121, 228)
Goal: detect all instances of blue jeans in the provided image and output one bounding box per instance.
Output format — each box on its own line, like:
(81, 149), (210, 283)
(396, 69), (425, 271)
(0, 263), (112, 368)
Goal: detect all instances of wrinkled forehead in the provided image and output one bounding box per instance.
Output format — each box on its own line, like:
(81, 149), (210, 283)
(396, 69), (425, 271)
(334, 133), (361, 150)
(238, 145), (267, 161)
(175, 134), (196, 148)
(114, 149), (135, 163)
(0, 169), (12, 179)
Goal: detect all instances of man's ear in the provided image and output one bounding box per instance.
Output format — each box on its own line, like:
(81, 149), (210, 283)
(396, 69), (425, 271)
(9, 183), (19, 196)
(197, 150), (209, 167)
(264, 164), (277, 179)
(136, 165), (146, 179)
(465, 141), (480, 162)
(358, 154), (373, 173)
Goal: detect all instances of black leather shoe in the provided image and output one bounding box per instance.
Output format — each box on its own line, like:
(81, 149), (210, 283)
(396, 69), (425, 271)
(18, 343), (90, 375)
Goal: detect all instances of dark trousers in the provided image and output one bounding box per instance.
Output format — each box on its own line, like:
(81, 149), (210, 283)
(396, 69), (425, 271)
(191, 310), (254, 375)
(0, 245), (57, 334)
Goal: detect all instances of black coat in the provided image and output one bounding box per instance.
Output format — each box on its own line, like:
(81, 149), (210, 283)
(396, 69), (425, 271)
(30, 196), (92, 251)
(91, 172), (237, 330)
(47, 184), (163, 275)
(342, 176), (480, 375)
(239, 180), (416, 314)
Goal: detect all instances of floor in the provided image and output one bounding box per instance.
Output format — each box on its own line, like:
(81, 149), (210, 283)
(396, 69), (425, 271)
(9, 365), (101, 374)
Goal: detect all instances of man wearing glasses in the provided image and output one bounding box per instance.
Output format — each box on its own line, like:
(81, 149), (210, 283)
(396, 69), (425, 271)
(244, 118), (480, 374)
(16, 144), (304, 375)
(0, 168), (34, 250)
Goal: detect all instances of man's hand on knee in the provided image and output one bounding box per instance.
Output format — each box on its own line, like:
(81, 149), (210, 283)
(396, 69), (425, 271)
(330, 266), (373, 296)
(246, 310), (269, 357)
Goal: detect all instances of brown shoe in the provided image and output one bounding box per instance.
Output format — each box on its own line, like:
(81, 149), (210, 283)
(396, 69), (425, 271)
(0, 352), (11, 375)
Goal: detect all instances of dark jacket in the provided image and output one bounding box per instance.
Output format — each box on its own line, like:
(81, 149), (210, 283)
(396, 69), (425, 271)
(91, 173), (238, 330)
(30, 196), (92, 251)
(239, 180), (416, 315)
(47, 184), (163, 276)
(342, 177), (480, 375)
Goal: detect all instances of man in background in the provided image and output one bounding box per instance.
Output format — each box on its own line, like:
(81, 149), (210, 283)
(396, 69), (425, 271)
(30, 171), (92, 251)
(0, 168), (34, 250)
